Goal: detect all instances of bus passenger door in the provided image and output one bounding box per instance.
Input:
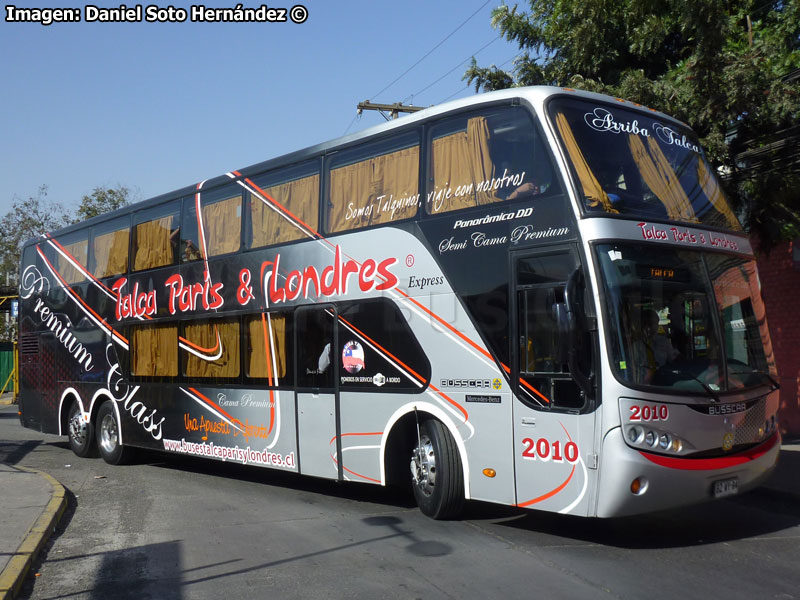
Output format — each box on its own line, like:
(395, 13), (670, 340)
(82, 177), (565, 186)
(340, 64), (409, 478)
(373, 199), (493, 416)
(295, 305), (342, 481)
(511, 247), (597, 516)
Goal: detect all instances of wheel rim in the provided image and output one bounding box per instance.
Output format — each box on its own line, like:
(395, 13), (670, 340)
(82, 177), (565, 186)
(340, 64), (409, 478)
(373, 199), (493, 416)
(69, 411), (88, 447)
(410, 433), (436, 496)
(99, 413), (118, 454)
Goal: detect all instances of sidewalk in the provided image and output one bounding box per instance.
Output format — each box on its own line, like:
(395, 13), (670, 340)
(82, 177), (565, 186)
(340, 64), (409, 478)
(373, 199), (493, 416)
(0, 465), (66, 600)
(0, 392), (68, 600)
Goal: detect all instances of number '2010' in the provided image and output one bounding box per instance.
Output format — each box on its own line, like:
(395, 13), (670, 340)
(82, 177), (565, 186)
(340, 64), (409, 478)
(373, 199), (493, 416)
(521, 438), (579, 463)
(629, 404), (669, 422)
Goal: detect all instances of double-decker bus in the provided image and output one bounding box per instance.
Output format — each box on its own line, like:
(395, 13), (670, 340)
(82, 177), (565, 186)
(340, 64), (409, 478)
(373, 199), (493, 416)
(17, 86), (780, 519)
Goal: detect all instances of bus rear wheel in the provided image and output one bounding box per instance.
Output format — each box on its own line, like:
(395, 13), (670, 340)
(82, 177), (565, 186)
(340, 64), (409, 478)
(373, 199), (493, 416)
(67, 402), (96, 458)
(410, 419), (464, 519)
(96, 401), (131, 465)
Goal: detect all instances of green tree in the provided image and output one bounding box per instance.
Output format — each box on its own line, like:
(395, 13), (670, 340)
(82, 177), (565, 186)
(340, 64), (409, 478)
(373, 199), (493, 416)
(0, 185), (71, 341)
(0, 185), (71, 274)
(465, 0), (800, 248)
(75, 185), (131, 221)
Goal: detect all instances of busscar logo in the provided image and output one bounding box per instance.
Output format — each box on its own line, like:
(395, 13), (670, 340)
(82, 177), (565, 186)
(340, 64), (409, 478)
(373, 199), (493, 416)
(440, 379), (493, 389)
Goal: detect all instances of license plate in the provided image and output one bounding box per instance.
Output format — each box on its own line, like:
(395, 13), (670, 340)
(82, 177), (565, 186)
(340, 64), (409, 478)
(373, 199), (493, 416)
(713, 477), (739, 498)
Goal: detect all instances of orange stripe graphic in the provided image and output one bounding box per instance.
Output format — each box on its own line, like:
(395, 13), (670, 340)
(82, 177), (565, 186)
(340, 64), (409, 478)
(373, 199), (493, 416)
(517, 464), (576, 507)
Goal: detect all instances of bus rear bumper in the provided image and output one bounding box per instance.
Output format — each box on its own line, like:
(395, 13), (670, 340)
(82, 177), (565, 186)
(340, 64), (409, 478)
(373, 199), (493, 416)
(595, 428), (780, 518)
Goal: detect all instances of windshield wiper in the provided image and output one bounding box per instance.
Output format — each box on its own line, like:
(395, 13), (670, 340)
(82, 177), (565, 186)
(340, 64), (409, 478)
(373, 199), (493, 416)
(764, 372), (780, 391)
(727, 366), (781, 391)
(694, 378), (721, 403)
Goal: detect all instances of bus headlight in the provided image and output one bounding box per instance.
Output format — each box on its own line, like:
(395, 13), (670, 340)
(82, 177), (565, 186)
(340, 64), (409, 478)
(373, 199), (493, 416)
(627, 426), (643, 444)
(625, 426), (684, 454)
(645, 430), (657, 447)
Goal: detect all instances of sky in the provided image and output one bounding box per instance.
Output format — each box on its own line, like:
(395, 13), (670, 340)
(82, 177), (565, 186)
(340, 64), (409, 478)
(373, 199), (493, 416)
(0, 0), (519, 219)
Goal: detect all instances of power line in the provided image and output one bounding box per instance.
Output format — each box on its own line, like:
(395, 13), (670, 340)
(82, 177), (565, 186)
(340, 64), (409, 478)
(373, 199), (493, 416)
(369, 0), (491, 101)
(403, 34), (503, 104)
(436, 53), (519, 104)
(342, 112), (360, 136)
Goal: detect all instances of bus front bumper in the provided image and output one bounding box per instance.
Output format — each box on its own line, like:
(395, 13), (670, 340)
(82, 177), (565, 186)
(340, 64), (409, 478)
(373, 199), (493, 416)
(595, 428), (780, 518)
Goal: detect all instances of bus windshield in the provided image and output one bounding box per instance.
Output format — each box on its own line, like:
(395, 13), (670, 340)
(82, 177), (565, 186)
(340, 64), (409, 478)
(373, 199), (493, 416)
(596, 243), (776, 394)
(549, 97), (742, 231)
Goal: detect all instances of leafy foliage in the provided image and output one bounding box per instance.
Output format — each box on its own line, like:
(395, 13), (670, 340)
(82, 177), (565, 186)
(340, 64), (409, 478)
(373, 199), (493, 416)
(76, 185), (131, 221)
(0, 185), (71, 275)
(465, 0), (800, 249)
(0, 184), (132, 341)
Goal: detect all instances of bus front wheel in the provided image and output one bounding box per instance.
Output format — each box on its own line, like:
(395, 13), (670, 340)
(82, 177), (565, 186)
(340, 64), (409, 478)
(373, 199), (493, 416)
(96, 401), (131, 465)
(410, 419), (464, 519)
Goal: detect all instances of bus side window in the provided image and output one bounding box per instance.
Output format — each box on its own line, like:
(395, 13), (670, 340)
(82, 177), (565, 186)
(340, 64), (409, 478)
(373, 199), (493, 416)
(201, 185), (242, 257)
(326, 132), (420, 233)
(54, 230), (89, 284)
(90, 216), (130, 278)
(130, 323), (178, 378)
(179, 196), (202, 263)
(295, 308), (334, 389)
(181, 185), (242, 262)
(132, 200), (180, 271)
(182, 318), (240, 381)
(427, 106), (559, 215)
(245, 312), (293, 386)
(247, 161), (320, 248)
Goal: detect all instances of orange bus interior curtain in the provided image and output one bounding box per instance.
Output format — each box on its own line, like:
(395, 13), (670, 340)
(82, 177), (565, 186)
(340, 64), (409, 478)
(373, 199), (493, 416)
(202, 195), (241, 257)
(250, 174), (319, 246)
(429, 116), (498, 214)
(184, 320), (240, 378)
(328, 145), (419, 231)
(134, 216), (173, 270)
(247, 314), (288, 380)
(554, 113), (618, 213)
(56, 240), (88, 284)
(696, 158), (740, 230)
(628, 135), (698, 222)
(92, 229), (129, 278)
(132, 325), (178, 376)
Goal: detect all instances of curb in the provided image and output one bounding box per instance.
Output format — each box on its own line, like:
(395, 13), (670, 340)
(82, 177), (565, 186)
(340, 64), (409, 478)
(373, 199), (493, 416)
(0, 468), (67, 600)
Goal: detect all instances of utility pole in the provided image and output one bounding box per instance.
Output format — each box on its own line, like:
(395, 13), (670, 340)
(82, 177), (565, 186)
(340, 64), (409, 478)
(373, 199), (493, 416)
(356, 101), (428, 121)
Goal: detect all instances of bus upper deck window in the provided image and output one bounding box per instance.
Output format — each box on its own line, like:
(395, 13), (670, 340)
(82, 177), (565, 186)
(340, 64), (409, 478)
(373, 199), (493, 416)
(247, 161), (319, 248)
(53, 231), (89, 284)
(326, 132), (420, 233)
(181, 184), (243, 261)
(427, 106), (558, 215)
(132, 201), (180, 271)
(91, 216), (130, 278)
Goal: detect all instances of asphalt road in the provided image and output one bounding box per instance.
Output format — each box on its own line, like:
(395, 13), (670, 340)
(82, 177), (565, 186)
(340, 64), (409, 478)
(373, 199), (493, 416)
(3, 404), (799, 600)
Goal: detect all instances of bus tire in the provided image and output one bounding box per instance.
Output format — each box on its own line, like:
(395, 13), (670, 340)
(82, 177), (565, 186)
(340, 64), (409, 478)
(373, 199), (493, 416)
(67, 402), (96, 458)
(96, 401), (131, 465)
(410, 419), (464, 519)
